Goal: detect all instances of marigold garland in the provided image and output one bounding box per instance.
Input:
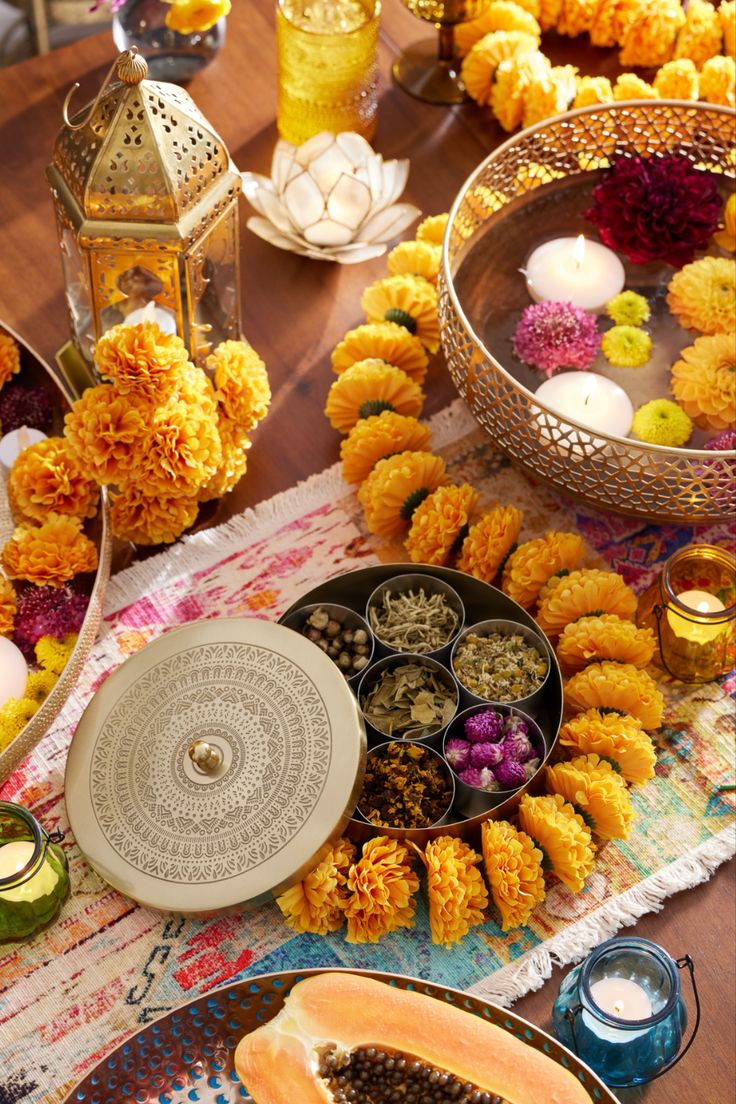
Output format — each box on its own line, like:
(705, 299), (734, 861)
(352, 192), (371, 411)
(8, 437), (100, 523)
(133, 397), (222, 499)
(415, 213), (449, 246)
(331, 321), (429, 384)
(559, 707), (656, 784)
(536, 567), (638, 638)
(481, 819), (546, 930)
(360, 275), (440, 353)
(573, 73), (613, 107)
(414, 836), (489, 947)
(556, 613), (655, 673)
(457, 504), (523, 582)
(208, 340), (271, 433)
(405, 482), (479, 566)
(456, 0), (541, 55)
(357, 451), (448, 538)
(673, 0), (723, 68)
(546, 754), (636, 840)
(522, 63), (578, 127)
(0, 332), (21, 390)
(64, 385), (149, 486)
(461, 30), (540, 106)
(387, 240), (442, 286)
(109, 486), (201, 546)
(565, 661), (664, 731)
(343, 836), (420, 943)
(0, 576), (17, 636)
(324, 360), (425, 434)
(698, 55), (735, 106)
(518, 793), (596, 893)
(618, 0), (684, 68)
(492, 51), (552, 130)
(94, 321), (190, 398)
(670, 333), (736, 431)
(340, 411), (432, 485)
(501, 531), (586, 609)
(721, 1), (736, 58)
(667, 257), (736, 335)
(654, 58), (699, 100)
(198, 414), (250, 502)
(2, 515), (98, 587)
(275, 837), (355, 935)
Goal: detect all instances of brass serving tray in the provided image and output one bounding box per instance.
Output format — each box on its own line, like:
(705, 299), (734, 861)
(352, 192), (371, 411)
(62, 968), (620, 1104)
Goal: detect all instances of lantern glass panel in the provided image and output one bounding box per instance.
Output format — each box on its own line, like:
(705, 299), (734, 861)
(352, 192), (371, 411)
(92, 250), (182, 336)
(59, 225), (95, 360)
(189, 208), (239, 361)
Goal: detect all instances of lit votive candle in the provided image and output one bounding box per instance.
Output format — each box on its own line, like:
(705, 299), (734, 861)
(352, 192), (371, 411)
(524, 235), (625, 313)
(667, 589), (727, 645)
(0, 840), (60, 902)
(125, 300), (178, 335)
(0, 637), (28, 709)
(535, 372), (634, 440)
(0, 426), (47, 477)
(582, 977), (653, 1044)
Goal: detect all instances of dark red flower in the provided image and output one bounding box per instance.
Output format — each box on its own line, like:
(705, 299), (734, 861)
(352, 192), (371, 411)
(584, 155), (722, 268)
(13, 584), (89, 659)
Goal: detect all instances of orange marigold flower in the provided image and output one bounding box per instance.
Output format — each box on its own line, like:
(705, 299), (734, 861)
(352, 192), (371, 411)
(670, 333), (736, 431)
(557, 0), (597, 38)
(653, 59), (699, 101)
(721, 0), (735, 58)
(413, 836), (488, 947)
(64, 384), (149, 485)
(94, 322), (191, 398)
(135, 398), (222, 498)
(109, 486), (200, 545)
(536, 567), (638, 638)
(405, 482), (479, 566)
(481, 819), (545, 930)
(340, 411), (431, 485)
(198, 416), (249, 502)
(361, 275), (440, 354)
(325, 360), (425, 434)
(358, 451), (448, 538)
(164, 0), (231, 35)
(275, 837), (355, 935)
(565, 661), (664, 731)
(559, 707), (656, 783)
(698, 54), (735, 106)
(415, 213), (449, 246)
(501, 531), (586, 609)
(492, 51), (551, 131)
(556, 613), (655, 673)
(538, 0), (563, 32)
(208, 339), (271, 433)
(343, 836), (420, 943)
(589, 0), (643, 47)
(618, 0), (684, 67)
(331, 321), (429, 384)
(461, 30), (540, 106)
(518, 792), (596, 893)
(456, 1), (540, 56)
(546, 753), (635, 840)
(673, 0), (722, 68)
(613, 72), (659, 99)
(0, 576), (16, 636)
(3, 515), (98, 586)
(522, 63), (578, 126)
(8, 437), (99, 523)
(573, 74), (614, 107)
(387, 241), (442, 286)
(0, 332), (21, 390)
(457, 504), (523, 582)
(667, 257), (736, 334)
(715, 194), (736, 253)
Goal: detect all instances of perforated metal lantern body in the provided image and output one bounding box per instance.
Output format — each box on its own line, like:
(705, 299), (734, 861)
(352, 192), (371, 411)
(47, 49), (242, 370)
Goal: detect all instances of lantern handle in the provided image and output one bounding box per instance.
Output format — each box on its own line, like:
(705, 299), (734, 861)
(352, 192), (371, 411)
(62, 48), (146, 131)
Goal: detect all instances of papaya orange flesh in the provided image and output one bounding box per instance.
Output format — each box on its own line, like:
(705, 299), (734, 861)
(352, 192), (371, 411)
(235, 972), (593, 1104)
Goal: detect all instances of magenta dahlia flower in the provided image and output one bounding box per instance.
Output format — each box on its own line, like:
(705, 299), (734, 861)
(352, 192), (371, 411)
(513, 301), (600, 377)
(13, 584), (89, 659)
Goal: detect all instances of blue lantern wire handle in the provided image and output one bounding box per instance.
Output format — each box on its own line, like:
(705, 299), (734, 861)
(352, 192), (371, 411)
(563, 956), (700, 1084)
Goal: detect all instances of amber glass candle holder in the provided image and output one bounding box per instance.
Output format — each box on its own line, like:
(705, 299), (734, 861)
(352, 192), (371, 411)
(0, 801), (70, 942)
(637, 544), (736, 683)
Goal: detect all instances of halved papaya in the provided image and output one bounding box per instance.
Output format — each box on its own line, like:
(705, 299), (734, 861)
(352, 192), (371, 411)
(235, 971), (593, 1104)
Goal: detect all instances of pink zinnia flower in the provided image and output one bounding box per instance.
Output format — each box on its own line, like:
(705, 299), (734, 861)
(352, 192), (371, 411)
(512, 301), (600, 377)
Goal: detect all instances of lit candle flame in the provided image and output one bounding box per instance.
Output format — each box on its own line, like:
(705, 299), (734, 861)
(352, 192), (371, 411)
(573, 234), (586, 269)
(697, 601), (711, 613)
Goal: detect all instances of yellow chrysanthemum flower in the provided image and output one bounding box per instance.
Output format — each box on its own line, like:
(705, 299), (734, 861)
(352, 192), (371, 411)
(23, 668), (58, 706)
(546, 754), (635, 840)
(673, 0), (722, 68)
(109, 486), (200, 545)
(331, 321), (429, 384)
(668, 257), (736, 335)
(343, 836), (420, 944)
(557, 0), (597, 37)
(405, 482), (479, 566)
(208, 340), (271, 434)
(275, 837), (355, 935)
(492, 51), (551, 131)
(456, 504), (523, 582)
(198, 414), (249, 502)
(613, 73), (659, 100)
(340, 411), (432, 485)
(699, 54), (736, 106)
(0, 696), (39, 752)
(618, 0), (684, 67)
(324, 360), (425, 434)
(538, 0), (563, 31)
(0, 332), (21, 390)
(3, 515), (98, 587)
(565, 661), (664, 731)
(35, 632), (78, 675)
(556, 614), (655, 673)
(573, 74), (614, 107)
(670, 333), (736, 431)
(461, 30), (540, 106)
(715, 194), (736, 252)
(606, 290), (650, 327)
(632, 399), (694, 447)
(8, 437), (99, 524)
(653, 58), (699, 100)
(414, 837), (488, 947)
(164, 0), (231, 34)
(64, 384), (149, 486)
(481, 819), (545, 930)
(358, 451), (448, 538)
(502, 531), (586, 609)
(559, 707), (656, 784)
(416, 213), (449, 246)
(360, 275), (440, 353)
(536, 568), (638, 638)
(518, 793), (596, 893)
(94, 322), (191, 399)
(387, 240), (442, 286)
(456, 0), (541, 56)
(720, 0), (735, 58)
(522, 64), (578, 126)
(601, 325), (652, 368)
(0, 576), (16, 636)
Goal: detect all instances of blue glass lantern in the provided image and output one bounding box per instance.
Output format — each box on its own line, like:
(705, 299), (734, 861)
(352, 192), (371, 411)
(552, 937), (700, 1088)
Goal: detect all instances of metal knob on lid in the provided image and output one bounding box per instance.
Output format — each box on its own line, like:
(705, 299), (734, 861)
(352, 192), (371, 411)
(188, 739), (224, 774)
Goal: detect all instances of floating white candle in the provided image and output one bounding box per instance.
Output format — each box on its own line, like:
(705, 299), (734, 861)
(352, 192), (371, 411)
(0, 637), (28, 709)
(583, 977), (653, 1044)
(0, 426), (47, 477)
(667, 589), (727, 645)
(535, 372), (634, 439)
(524, 235), (625, 313)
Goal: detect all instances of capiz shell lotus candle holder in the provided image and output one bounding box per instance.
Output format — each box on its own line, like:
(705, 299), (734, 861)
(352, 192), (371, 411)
(242, 131), (420, 263)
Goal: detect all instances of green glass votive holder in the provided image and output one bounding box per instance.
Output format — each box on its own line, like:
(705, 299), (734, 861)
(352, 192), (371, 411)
(0, 800), (69, 941)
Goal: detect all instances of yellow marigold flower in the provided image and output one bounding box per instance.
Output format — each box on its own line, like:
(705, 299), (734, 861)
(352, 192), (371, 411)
(164, 0), (231, 34)
(699, 54), (736, 106)
(589, 0), (639, 47)
(619, 0), (684, 67)
(361, 275), (440, 354)
(673, 0), (722, 68)
(405, 483), (479, 566)
(3, 515), (98, 587)
(538, 0), (563, 31)
(135, 397), (222, 498)
(557, 0), (597, 37)
(518, 793), (596, 892)
(23, 668), (58, 706)
(546, 754), (635, 840)
(340, 411), (432, 484)
(198, 415), (249, 502)
(670, 333), (736, 431)
(721, 0), (735, 58)
(8, 437), (99, 523)
(492, 51), (551, 131)
(414, 837), (488, 947)
(358, 451), (448, 538)
(501, 530), (586, 609)
(559, 707), (656, 783)
(0, 696), (39, 752)
(481, 819), (545, 930)
(632, 398), (693, 447)
(457, 504), (523, 582)
(208, 340), (270, 434)
(275, 837), (355, 935)
(556, 614), (655, 673)
(324, 360), (425, 434)
(613, 73), (659, 100)
(416, 213), (449, 246)
(109, 486), (199, 545)
(565, 661), (664, 731)
(461, 30), (540, 106)
(668, 257), (736, 335)
(64, 385), (149, 486)
(715, 194), (736, 252)
(606, 290), (650, 327)
(36, 632), (78, 675)
(331, 321), (428, 384)
(536, 567), (638, 638)
(387, 240), (442, 286)
(343, 836), (420, 943)
(653, 58), (699, 100)
(0, 332), (20, 390)
(0, 576), (17, 636)
(456, 1), (541, 56)
(94, 322), (191, 399)
(573, 74), (614, 107)
(522, 64), (578, 127)
(601, 325), (652, 368)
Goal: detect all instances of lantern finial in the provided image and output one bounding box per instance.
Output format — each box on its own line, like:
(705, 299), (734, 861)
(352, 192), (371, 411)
(117, 47), (148, 84)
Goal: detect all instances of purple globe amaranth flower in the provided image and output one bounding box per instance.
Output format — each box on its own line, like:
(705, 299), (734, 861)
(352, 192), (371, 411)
(524, 757), (541, 782)
(705, 429), (736, 452)
(479, 767), (500, 792)
(459, 766), (484, 789)
(699, 429), (736, 513)
(0, 383), (53, 434)
(493, 758), (527, 790)
(445, 737), (471, 771)
(512, 301), (600, 377)
(469, 741), (505, 769)
(464, 710), (503, 744)
(13, 584), (89, 660)
(503, 716), (529, 737)
(584, 155), (722, 269)
(501, 730), (534, 763)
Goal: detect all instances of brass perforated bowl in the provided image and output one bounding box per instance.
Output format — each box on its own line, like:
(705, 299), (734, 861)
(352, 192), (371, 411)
(439, 100), (735, 524)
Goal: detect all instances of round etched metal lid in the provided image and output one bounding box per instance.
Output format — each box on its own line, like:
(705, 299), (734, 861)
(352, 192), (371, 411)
(65, 618), (366, 913)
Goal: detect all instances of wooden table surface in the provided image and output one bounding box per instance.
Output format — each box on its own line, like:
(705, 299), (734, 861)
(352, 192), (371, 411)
(0, 3), (734, 1101)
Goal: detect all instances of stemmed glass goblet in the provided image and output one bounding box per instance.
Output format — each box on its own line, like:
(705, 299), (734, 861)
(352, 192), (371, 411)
(393, 0), (491, 105)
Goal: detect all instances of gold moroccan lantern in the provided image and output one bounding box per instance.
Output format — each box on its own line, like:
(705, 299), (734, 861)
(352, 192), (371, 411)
(47, 48), (242, 387)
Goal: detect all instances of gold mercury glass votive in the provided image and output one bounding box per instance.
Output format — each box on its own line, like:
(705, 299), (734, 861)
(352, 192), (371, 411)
(276, 0), (381, 145)
(636, 544), (736, 683)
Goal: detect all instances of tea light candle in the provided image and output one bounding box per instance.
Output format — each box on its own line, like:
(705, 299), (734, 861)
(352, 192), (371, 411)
(0, 426), (47, 477)
(524, 235), (625, 313)
(582, 977), (653, 1044)
(125, 300), (178, 335)
(667, 589), (727, 645)
(0, 637), (28, 709)
(535, 372), (634, 439)
(0, 840), (59, 902)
